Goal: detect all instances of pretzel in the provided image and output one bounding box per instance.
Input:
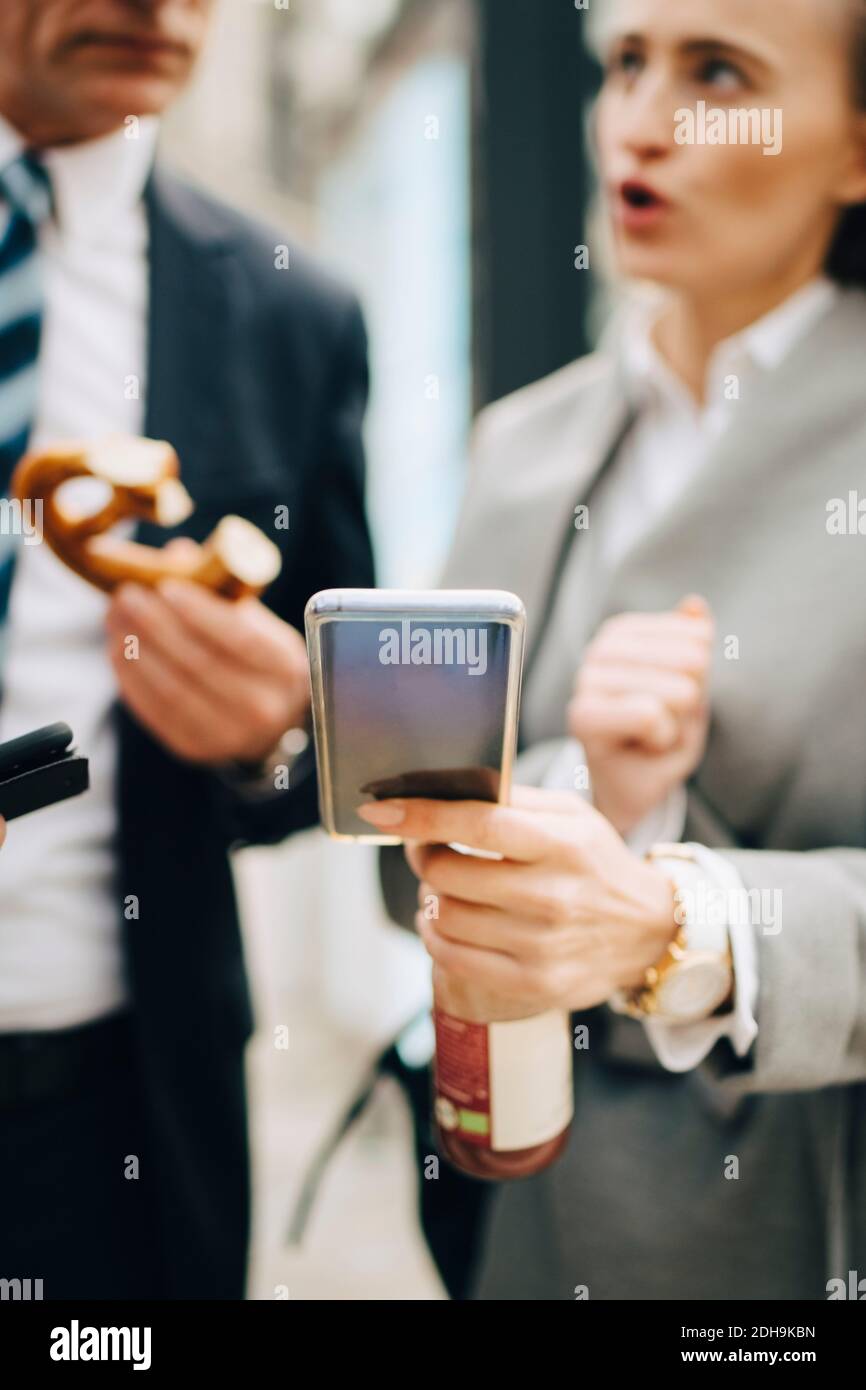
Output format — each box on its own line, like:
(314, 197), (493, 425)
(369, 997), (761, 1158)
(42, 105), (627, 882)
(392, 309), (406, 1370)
(11, 435), (282, 599)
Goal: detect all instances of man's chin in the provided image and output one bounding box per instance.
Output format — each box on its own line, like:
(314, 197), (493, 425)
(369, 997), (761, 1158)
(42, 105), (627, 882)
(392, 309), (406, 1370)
(55, 74), (182, 139)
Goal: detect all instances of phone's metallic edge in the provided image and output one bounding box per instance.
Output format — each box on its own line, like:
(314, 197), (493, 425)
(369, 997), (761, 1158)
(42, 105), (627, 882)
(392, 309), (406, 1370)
(306, 588), (526, 620)
(304, 588), (526, 845)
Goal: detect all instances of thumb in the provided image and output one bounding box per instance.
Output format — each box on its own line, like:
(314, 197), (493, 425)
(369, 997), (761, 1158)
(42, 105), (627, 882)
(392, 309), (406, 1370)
(639, 701), (681, 753)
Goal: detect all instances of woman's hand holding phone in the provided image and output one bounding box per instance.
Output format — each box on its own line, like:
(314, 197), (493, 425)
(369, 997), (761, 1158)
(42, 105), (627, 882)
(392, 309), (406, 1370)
(357, 785), (678, 1012)
(568, 596), (714, 836)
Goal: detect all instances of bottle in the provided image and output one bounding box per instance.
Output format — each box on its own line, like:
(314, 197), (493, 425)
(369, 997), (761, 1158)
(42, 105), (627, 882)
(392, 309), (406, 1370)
(432, 965), (574, 1179)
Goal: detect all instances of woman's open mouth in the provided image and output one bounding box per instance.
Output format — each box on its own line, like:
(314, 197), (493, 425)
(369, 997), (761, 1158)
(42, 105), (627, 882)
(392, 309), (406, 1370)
(614, 180), (672, 231)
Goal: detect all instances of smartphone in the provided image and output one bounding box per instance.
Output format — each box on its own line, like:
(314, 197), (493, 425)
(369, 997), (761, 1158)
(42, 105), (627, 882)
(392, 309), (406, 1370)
(305, 589), (526, 843)
(0, 721), (89, 821)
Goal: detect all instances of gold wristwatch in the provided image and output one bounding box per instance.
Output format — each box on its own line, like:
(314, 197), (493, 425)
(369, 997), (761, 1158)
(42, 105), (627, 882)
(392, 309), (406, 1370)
(611, 843), (734, 1024)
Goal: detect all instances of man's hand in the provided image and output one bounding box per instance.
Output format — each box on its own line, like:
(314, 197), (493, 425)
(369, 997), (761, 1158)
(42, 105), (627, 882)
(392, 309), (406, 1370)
(106, 573), (310, 767)
(567, 596), (714, 837)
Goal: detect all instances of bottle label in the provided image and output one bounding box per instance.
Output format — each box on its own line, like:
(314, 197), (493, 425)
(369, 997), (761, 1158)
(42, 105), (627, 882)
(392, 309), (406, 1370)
(433, 1009), (574, 1152)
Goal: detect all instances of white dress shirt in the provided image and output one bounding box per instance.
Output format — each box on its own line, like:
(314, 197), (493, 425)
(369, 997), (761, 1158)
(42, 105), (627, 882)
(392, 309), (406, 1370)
(0, 115), (158, 1031)
(535, 277), (839, 1070)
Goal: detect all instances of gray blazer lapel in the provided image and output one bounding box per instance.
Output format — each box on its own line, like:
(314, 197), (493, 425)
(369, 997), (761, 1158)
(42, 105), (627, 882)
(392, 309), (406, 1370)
(443, 353), (635, 661)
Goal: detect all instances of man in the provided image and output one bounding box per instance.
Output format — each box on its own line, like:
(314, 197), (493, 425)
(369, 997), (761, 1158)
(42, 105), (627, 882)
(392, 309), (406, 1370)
(0, 1), (374, 1299)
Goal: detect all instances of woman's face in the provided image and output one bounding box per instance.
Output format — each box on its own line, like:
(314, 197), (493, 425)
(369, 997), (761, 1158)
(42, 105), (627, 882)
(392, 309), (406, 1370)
(596, 0), (866, 295)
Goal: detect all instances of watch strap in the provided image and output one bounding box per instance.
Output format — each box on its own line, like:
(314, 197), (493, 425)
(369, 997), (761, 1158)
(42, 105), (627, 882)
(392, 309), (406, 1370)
(611, 843), (733, 1021)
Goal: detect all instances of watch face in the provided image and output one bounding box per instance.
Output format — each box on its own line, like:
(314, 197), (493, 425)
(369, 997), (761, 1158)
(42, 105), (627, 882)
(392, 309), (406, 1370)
(656, 957), (731, 1023)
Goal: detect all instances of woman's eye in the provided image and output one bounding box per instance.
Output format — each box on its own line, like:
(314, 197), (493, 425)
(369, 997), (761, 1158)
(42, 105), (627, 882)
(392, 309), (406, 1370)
(608, 48), (643, 78)
(696, 58), (747, 93)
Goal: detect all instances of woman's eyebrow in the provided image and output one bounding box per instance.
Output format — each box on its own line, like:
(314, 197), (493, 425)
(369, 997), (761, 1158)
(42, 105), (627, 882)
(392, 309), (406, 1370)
(678, 37), (776, 77)
(606, 28), (776, 75)
(608, 31), (645, 48)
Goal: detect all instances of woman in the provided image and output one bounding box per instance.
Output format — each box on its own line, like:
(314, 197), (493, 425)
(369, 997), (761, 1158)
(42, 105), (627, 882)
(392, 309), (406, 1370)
(370, 0), (866, 1299)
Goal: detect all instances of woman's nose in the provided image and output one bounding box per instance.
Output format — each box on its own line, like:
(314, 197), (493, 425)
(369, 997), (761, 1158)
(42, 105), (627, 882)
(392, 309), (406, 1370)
(618, 80), (678, 160)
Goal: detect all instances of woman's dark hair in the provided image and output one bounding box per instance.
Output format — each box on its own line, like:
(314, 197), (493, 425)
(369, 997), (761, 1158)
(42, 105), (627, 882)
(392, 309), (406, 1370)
(826, 2), (866, 286)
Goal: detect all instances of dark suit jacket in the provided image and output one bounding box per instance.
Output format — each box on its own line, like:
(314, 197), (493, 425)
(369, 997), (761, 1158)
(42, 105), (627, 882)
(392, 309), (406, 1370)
(118, 168), (374, 1298)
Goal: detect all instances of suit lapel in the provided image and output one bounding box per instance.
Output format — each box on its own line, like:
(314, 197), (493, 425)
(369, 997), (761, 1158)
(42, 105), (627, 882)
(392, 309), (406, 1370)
(523, 369), (636, 673)
(445, 353), (635, 664)
(141, 170), (240, 539)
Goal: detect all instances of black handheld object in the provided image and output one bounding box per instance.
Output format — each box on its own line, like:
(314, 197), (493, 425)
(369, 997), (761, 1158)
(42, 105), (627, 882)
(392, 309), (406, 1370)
(0, 722), (89, 821)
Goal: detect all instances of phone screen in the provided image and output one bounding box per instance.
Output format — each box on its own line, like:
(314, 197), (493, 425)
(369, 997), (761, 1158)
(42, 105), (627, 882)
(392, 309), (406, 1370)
(315, 614), (521, 838)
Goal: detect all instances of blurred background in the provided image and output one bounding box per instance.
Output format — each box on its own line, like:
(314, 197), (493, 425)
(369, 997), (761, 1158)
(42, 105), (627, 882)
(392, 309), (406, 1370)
(160, 0), (599, 1299)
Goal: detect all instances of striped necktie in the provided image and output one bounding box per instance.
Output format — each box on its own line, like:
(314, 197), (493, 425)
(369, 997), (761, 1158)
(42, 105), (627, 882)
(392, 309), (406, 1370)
(0, 151), (50, 636)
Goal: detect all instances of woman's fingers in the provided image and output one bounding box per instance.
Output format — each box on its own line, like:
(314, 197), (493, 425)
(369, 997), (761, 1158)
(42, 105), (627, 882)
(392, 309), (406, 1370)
(405, 842), (550, 911)
(416, 917), (530, 994)
(571, 600), (715, 756)
(584, 633), (713, 678)
(509, 784), (588, 815)
(582, 600), (714, 682)
(358, 796), (561, 861)
(569, 690), (680, 751)
(417, 887), (576, 962)
(408, 840), (600, 926)
(578, 662), (703, 713)
(598, 602), (713, 641)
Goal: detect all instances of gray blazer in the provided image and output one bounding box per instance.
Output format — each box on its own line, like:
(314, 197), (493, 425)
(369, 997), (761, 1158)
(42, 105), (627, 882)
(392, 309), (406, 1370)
(383, 288), (866, 1299)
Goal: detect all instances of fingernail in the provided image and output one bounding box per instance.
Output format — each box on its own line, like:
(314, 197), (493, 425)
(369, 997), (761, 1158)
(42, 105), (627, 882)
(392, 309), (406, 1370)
(680, 594), (710, 616)
(356, 800), (406, 827)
